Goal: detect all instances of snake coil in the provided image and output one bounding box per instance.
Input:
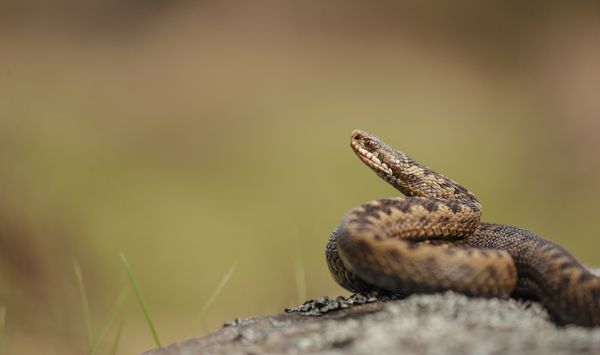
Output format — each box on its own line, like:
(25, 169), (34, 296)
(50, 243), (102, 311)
(326, 129), (600, 327)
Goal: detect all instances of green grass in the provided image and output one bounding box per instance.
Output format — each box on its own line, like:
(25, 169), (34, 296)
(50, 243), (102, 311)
(0, 306), (5, 355)
(88, 288), (128, 355)
(70, 254), (237, 352)
(292, 229), (307, 303)
(293, 252), (307, 304)
(74, 259), (94, 347)
(75, 260), (128, 354)
(109, 320), (124, 355)
(185, 262), (237, 337)
(120, 252), (161, 348)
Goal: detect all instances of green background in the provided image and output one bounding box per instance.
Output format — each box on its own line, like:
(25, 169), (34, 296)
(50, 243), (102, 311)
(1, 1), (600, 353)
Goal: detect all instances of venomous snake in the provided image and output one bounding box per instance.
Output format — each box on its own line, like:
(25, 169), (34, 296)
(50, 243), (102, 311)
(326, 129), (600, 327)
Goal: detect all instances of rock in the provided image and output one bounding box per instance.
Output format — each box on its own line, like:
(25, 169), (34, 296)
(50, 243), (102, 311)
(142, 290), (600, 355)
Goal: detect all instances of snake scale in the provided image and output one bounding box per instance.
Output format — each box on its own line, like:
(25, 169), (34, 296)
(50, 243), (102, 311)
(326, 129), (600, 327)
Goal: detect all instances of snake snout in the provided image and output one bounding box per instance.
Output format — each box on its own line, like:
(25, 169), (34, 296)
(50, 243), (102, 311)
(351, 129), (380, 152)
(351, 129), (367, 140)
(350, 130), (394, 178)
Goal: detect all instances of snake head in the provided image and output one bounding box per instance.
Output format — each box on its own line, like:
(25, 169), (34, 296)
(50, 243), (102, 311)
(350, 129), (480, 203)
(350, 129), (394, 178)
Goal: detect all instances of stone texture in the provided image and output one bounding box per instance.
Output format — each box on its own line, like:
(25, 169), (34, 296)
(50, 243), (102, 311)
(143, 288), (600, 355)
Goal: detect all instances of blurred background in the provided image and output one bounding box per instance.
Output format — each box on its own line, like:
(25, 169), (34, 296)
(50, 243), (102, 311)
(1, 1), (600, 353)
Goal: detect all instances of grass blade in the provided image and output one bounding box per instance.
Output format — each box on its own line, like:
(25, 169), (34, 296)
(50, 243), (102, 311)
(185, 262), (237, 337)
(293, 251), (306, 303)
(120, 252), (161, 347)
(292, 229), (306, 303)
(74, 259), (93, 347)
(88, 288), (128, 355)
(108, 320), (124, 355)
(0, 306), (5, 355)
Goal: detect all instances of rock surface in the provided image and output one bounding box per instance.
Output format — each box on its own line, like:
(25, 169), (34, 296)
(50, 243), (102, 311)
(143, 289), (600, 355)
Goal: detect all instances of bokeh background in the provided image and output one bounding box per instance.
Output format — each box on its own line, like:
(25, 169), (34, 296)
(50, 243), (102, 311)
(1, 1), (600, 353)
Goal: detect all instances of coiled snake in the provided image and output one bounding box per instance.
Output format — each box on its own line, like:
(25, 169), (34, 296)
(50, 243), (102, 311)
(326, 129), (600, 327)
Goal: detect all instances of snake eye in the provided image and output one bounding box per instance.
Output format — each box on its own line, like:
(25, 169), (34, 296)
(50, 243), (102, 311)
(364, 139), (379, 150)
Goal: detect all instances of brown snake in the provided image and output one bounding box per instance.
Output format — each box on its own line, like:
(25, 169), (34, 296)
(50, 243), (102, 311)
(326, 129), (600, 327)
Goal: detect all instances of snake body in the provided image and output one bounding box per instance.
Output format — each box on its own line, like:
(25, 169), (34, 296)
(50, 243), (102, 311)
(326, 129), (600, 327)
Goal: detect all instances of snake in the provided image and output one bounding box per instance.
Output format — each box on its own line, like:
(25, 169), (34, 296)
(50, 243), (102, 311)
(326, 129), (600, 327)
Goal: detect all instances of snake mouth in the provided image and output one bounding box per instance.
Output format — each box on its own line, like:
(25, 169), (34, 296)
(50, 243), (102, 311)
(351, 130), (393, 177)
